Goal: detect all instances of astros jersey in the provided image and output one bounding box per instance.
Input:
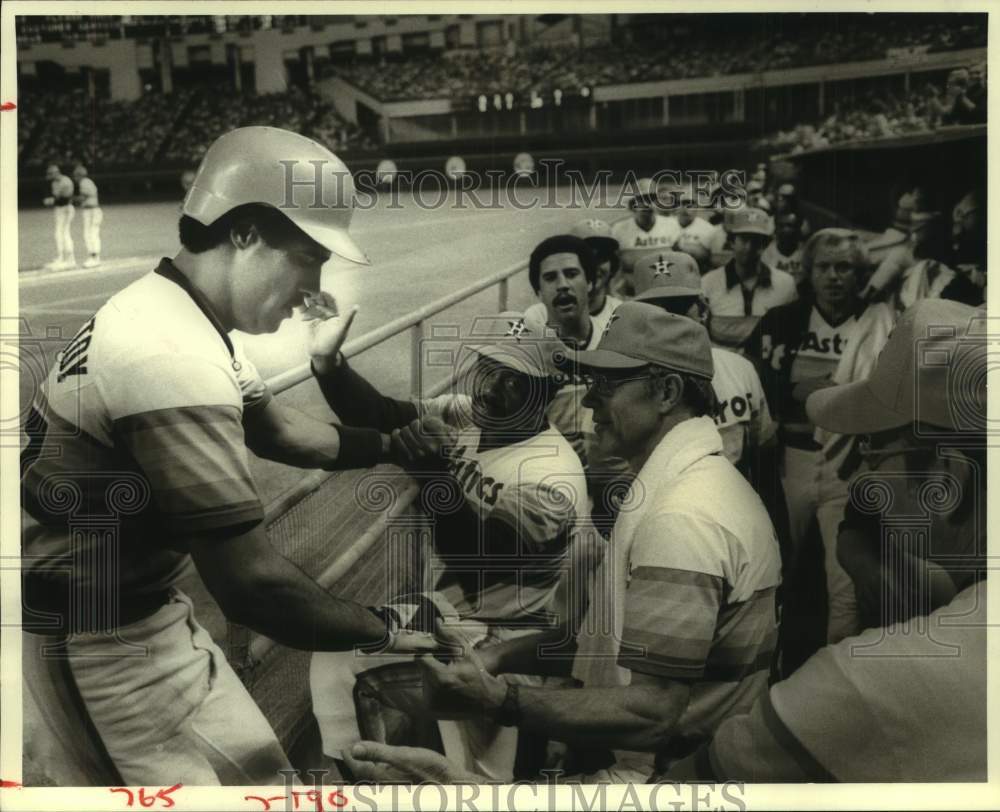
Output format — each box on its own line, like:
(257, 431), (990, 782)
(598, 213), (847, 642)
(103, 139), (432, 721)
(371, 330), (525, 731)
(21, 259), (271, 606)
(761, 242), (803, 283)
(417, 394), (587, 627)
(784, 309), (858, 434)
(711, 347), (776, 471)
(676, 216), (720, 259)
(612, 214), (682, 254)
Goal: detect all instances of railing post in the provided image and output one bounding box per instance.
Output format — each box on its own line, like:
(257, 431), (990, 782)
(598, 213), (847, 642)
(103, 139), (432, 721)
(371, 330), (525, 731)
(410, 319), (424, 398)
(498, 277), (509, 312)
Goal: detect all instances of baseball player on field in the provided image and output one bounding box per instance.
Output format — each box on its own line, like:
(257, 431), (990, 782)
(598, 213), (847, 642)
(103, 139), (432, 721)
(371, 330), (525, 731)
(72, 164), (103, 268)
(42, 163), (76, 270)
(307, 311), (590, 781)
(21, 127), (438, 786)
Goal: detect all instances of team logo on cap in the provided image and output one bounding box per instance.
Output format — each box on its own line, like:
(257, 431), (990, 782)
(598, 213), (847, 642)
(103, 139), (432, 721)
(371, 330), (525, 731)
(652, 255), (674, 278)
(505, 319), (528, 340)
(602, 313), (620, 339)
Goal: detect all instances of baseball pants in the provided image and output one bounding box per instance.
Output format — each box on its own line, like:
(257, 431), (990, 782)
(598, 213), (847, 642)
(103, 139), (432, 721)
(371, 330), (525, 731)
(782, 446), (858, 643)
(28, 589), (291, 786)
(81, 207), (103, 256)
(53, 205), (75, 262)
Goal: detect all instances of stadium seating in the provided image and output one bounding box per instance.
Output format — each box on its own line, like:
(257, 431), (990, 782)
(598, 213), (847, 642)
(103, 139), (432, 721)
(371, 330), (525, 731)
(19, 85), (368, 170)
(758, 65), (987, 154)
(331, 15), (986, 102)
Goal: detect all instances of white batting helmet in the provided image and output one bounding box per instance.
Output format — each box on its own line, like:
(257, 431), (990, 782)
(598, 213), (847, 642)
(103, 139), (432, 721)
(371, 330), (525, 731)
(182, 126), (368, 264)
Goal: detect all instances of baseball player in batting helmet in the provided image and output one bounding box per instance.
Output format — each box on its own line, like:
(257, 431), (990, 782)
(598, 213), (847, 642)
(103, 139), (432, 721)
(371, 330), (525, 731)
(21, 126), (438, 786)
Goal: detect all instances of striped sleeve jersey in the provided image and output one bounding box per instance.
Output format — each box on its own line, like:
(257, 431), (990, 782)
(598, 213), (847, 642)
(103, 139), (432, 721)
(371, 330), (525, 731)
(21, 259), (270, 603)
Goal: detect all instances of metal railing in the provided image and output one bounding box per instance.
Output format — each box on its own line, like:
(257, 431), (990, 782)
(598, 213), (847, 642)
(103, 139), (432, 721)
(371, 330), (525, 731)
(241, 258), (526, 668)
(264, 258), (522, 399)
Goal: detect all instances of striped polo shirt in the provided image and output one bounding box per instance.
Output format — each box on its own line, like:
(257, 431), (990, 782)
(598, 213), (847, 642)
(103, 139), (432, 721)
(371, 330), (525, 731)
(573, 417), (781, 777)
(21, 260), (271, 615)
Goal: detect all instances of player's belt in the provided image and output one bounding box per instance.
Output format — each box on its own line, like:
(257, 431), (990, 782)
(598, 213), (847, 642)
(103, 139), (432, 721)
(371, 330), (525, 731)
(53, 199), (72, 207)
(22, 574), (171, 635)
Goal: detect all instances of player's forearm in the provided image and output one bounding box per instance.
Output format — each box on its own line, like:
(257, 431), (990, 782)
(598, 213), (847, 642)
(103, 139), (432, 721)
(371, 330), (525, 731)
(247, 404), (392, 471)
(478, 628), (576, 677)
(313, 357), (418, 432)
(512, 684), (688, 751)
(230, 554), (388, 650)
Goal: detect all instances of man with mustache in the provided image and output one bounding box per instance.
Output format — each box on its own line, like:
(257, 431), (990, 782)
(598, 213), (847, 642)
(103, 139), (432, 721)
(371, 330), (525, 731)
(521, 235), (630, 529)
(524, 219), (622, 339)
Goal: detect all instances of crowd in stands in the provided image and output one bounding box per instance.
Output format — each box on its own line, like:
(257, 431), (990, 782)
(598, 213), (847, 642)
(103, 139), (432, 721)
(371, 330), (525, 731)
(21, 87), (194, 168)
(761, 62), (987, 154)
(162, 85), (373, 164)
(19, 84), (370, 170)
(334, 14), (984, 102)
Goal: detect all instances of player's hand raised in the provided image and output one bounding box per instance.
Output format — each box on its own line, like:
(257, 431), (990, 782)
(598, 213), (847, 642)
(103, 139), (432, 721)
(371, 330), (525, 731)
(306, 294), (357, 374)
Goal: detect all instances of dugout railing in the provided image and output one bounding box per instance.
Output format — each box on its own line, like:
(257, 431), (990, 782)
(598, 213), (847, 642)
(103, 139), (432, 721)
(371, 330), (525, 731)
(221, 257), (525, 761)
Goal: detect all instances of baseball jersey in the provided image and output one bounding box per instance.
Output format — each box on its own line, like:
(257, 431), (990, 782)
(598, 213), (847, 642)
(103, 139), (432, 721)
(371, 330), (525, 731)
(522, 294), (619, 346)
(50, 175), (74, 205)
(417, 394), (587, 627)
(761, 242), (803, 283)
(76, 177), (100, 208)
(711, 347), (775, 469)
(702, 261), (798, 317)
(780, 307), (858, 435)
(676, 216), (721, 260)
(612, 214), (682, 255)
(21, 259), (271, 605)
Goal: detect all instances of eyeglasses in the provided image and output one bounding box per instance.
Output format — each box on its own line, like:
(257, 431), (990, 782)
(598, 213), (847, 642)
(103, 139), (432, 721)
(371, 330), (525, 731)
(584, 370), (650, 397)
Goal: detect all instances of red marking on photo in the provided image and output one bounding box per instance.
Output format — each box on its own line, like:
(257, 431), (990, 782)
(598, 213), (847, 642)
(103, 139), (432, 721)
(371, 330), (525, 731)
(0, 780), (23, 788)
(0, 102), (16, 112)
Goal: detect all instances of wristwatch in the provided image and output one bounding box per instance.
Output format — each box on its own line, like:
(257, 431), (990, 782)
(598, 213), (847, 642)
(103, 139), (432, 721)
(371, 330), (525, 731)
(495, 682), (521, 727)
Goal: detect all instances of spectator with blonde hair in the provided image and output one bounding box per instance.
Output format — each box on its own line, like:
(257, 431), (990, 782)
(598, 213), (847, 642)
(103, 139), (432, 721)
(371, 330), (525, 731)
(749, 228), (895, 649)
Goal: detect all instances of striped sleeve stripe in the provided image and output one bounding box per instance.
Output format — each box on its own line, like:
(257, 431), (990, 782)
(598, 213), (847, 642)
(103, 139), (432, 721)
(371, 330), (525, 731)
(617, 647), (708, 681)
(631, 566), (724, 593)
(618, 627), (714, 662)
(114, 404), (243, 431)
(628, 575), (722, 609)
(113, 404), (261, 531)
